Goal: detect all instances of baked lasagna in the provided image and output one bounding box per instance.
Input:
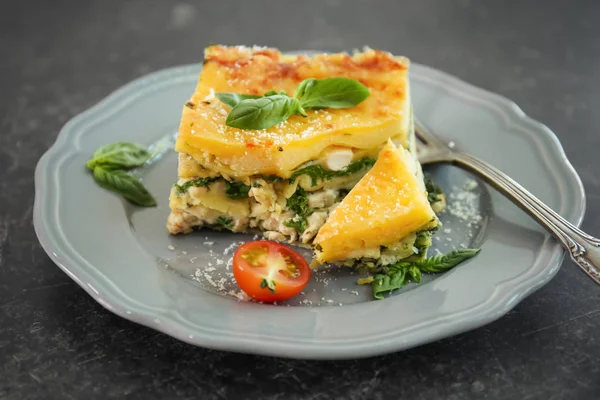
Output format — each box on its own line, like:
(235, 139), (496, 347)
(167, 45), (437, 250)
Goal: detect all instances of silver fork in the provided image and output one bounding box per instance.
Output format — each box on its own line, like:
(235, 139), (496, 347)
(415, 120), (600, 285)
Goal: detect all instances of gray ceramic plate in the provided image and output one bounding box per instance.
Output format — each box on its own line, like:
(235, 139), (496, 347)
(34, 53), (585, 359)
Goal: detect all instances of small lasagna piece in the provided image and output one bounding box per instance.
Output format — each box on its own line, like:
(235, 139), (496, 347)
(313, 140), (441, 269)
(167, 45), (416, 245)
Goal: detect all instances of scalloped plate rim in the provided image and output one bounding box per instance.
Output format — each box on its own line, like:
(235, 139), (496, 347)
(33, 57), (585, 359)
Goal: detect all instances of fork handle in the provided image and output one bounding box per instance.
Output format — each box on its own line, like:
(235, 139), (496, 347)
(451, 152), (600, 284)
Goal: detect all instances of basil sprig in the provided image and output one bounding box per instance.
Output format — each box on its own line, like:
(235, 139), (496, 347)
(415, 249), (480, 273)
(293, 78), (370, 109)
(215, 93), (261, 108)
(86, 142), (156, 207)
(85, 142), (151, 170)
(93, 167), (156, 207)
(226, 95), (307, 130)
(217, 77), (370, 130)
(372, 264), (422, 300)
(372, 248), (480, 299)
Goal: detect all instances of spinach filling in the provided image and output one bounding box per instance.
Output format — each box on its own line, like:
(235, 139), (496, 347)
(174, 177), (220, 195)
(283, 187), (314, 234)
(225, 181), (251, 200)
(175, 156), (376, 203)
(289, 157), (376, 186)
(175, 177), (251, 200)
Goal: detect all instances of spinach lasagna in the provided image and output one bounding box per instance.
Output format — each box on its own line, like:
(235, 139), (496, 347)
(167, 45), (440, 252)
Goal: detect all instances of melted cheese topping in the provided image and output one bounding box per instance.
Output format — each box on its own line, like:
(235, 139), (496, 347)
(176, 46), (411, 178)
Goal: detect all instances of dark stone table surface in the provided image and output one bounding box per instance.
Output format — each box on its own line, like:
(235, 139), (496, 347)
(1, 0), (600, 398)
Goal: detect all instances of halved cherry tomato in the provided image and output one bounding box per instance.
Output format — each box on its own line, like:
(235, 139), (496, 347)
(233, 240), (311, 302)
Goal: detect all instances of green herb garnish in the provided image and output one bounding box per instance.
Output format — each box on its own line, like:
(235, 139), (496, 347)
(85, 142), (151, 170)
(413, 248), (481, 273)
(372, 265), (411, 300)
(217, 77), (370, 130)
(293, 77), (370, 109)
(215, 216), (234, 230)
(86, 142), (156, 207)
(215, 93), (261, 108)
(92, 166), (156, 207)
(175, 177), (219, 194)
(371, 249), (480, 299)
(260, 278), (276, 293)
(290, 157), (376, 186)
(225, 181), (251, 199)
(264, 90), (287, 97)
(407, 265), (421, 283)
(283, 187), (314, 234)
(225, 94), (306, 130)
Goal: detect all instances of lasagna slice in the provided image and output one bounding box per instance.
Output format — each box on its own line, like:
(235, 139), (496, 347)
(313, 140), (440, 269)
(167, 45), (414, 245)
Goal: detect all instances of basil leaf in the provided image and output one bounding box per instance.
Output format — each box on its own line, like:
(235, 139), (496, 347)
(372, 267), (408, 300)
(415, 249), (480, 273)
(225, 95), (306, 130)
(293, 78), (315, 101)
(93, 167), (156, 207)
(372, 261), (425, 299)
(264, 90), (288, 97)
(225, 181), (251, 199)
(408, 265), (421, 283)
(371, 249), (480, 299)
(216, 93), (261, 108)
(86, 142), (150, 170)
(295, 77), (370, 110)
(218, 78), (368, 130)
